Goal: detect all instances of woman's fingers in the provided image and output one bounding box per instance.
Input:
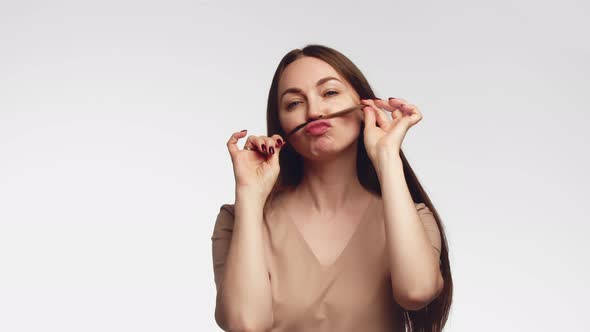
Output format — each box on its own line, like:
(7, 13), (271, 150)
(271, 134), (285, 149)
(243, 134), (285, 156)
(227, 129), (248, 155)
(391, 99), (412, 116)
(227, 129), (286, 157)
(260, 135), (285, 156)
(262, 136), (278, 155)
(260, 137), (272, 155)
(362, 99), (389, 128)
(371, 98), (404, 112)
(362, 105), (377, 130)
(371, 98), (413, 120)
(244, 135), (264, 153)
(372, 99), (391, 127)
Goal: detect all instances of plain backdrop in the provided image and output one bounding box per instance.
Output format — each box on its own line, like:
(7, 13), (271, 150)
(1, 0), (588, 331)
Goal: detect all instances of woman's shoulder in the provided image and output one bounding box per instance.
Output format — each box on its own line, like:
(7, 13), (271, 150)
(214, 196), (280, 221)
(413, 201), (431, 214)
(212, 198), (282, 239)
(212, 203), (236, 239)
(213, 197), (283, 226)
(370, 194), (430, 214)
(218, 203), (235, 217)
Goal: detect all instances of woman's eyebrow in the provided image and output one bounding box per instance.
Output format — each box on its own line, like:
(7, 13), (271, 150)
(279, 76), (342, 100)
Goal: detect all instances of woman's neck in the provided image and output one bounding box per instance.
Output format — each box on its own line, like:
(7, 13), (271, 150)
(295, 143), (368, 215)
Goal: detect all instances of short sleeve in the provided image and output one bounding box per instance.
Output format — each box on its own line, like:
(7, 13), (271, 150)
(415, 202), (442, 260)
(211, 203), (236, 292)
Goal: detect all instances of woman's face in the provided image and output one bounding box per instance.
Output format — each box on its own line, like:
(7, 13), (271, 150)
(277, 56), (363, 160)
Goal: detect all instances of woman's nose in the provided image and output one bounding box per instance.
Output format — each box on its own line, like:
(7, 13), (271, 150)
(306, 101), (328, 121)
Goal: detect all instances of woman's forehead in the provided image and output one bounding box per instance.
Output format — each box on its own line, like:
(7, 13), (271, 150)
(279, 57), (344, 89)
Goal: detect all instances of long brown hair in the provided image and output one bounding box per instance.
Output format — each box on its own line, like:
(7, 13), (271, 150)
(264, 44), (453, 332)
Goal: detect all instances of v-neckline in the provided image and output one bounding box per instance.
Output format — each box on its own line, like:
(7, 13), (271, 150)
(280, 194), (377, 271)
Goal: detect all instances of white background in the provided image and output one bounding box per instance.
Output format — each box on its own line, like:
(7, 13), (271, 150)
(1, 0), (589, 331)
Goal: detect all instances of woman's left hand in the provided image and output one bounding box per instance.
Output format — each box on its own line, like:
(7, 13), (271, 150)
(361, 97), (423, 168)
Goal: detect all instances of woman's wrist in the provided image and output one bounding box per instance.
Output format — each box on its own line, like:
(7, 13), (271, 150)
(235, 186), (267, 206)
(374, 152), (403, 179)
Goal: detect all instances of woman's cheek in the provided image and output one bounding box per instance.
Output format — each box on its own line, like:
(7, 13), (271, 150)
(281, 120), (301, 139)
(342, 118), (362, 137)
(284, 119), (298, 135)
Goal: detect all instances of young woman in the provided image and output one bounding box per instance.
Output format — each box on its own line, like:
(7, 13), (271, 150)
(212, 44), (453, 332)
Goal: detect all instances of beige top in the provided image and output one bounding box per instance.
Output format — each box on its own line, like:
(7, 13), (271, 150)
(211, 193), (442, 332)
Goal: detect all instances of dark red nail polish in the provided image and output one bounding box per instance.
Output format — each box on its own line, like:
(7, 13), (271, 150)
(240, 129), (247, 132)
(388, 97), (396, 100)
(269, 147), (275, 154)
(261, 144), (266, 152)
(277, 139), (283, 146)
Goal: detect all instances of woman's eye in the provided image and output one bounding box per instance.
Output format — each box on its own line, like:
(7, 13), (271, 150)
(285, 91), (338, 110)
(286, 101), (301, 110)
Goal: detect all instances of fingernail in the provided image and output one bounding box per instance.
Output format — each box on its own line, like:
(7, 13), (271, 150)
(240, 129), (247, 132)
(388, 97), (396, 100)
(277, 139), (283, 146)
(269, 147), (275, 154)
(261, 144), (266, 152)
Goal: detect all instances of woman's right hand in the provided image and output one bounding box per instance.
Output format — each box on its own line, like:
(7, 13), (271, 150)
(226, 130), (285, 201)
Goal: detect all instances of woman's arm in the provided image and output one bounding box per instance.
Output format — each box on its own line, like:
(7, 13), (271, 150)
(215, 190), (273, 331)
(377, 155), (444, 311)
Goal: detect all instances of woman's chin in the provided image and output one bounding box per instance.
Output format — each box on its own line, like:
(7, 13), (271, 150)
(304, 142), (347, 161)
(311, 136), (333, 148)
(296, 133), (359, 160)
